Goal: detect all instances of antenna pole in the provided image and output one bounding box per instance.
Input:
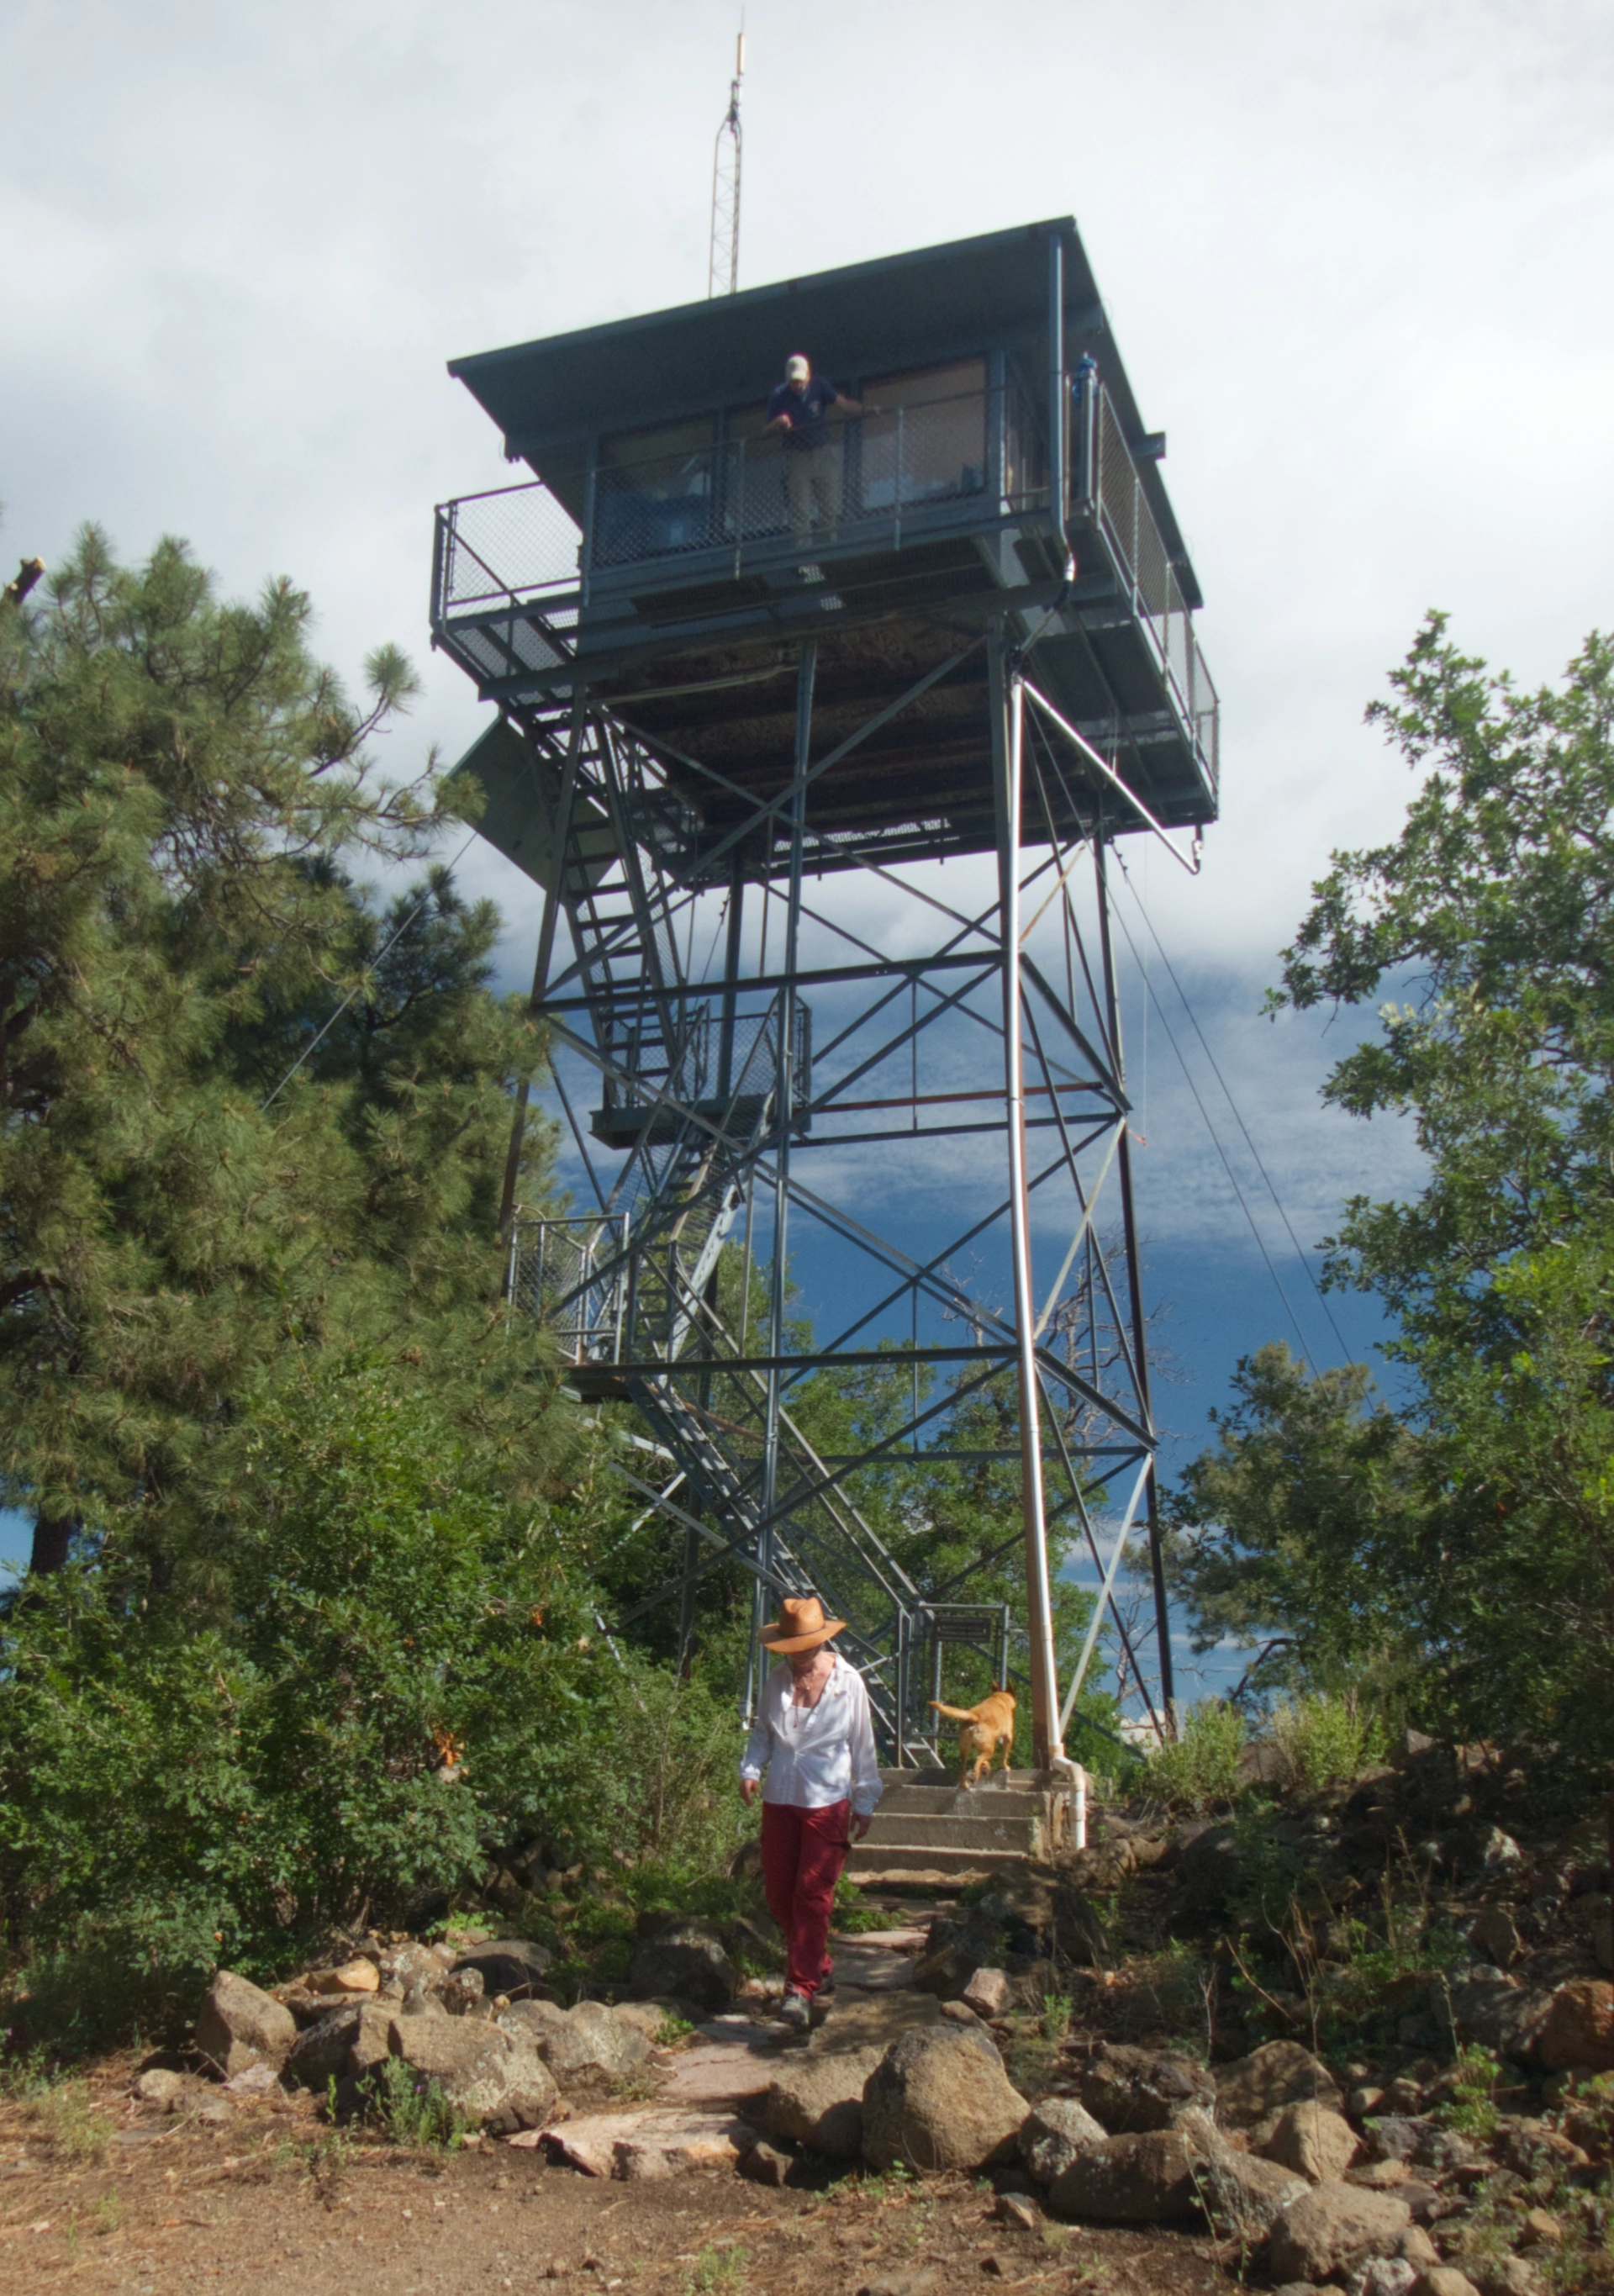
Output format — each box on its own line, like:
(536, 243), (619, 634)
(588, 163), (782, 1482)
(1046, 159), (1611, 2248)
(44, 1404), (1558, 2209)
(708, 29), (744, 298)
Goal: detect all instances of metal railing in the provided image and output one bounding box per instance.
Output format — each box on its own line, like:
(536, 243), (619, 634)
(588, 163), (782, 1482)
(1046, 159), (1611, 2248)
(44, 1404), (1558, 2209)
(591, 383), (1045, 574)
(507, 1212), (630, 1364)
(597, 993), (812, 1141)
(436, 479), (581, 614)
(1089, 387), (1218, 798)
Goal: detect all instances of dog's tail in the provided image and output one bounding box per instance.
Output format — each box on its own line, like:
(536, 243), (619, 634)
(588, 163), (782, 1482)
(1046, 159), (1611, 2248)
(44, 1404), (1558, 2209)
(929, 1700), (981, 1723)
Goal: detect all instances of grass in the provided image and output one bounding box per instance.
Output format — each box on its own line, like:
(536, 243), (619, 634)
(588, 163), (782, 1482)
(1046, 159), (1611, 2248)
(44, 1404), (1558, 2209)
(687, 2241), (748, 2293)
(361, 2056), (469, 2151)
(23, 2077), (113, 2161)
(1145, 1701), (1245, 1813)
(655, 2012), (695, 2047)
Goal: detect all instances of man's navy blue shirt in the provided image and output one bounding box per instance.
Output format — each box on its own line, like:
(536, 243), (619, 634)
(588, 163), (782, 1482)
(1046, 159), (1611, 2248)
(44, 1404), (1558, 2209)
(767, 374), (838, 451)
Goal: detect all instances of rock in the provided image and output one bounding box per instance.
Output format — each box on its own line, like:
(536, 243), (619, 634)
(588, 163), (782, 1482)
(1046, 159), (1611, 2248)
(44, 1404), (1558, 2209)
(541, 2108), (756, 2178)
(1269, 2182), (1413, 2285)
(1348, 2086), (1386, 2121)
(940, 2000), (980, 2025)
(1468, 1907), (1522, 1968)
(386, 2013), (556, 2130)
(377, 1943), (446, 1997)
(440, 1967), (487, 2017)
(910, 1942), (981, 2000)
(1354, 2262), (1417, 2296)
(1474, 1829), (1522, 1872)
(1353, 2159), (1411, 2190)
(1465, 2262), (1541, 2296)
(224, 2062), (282, 2096)
(1519, 2208), (1564, 2246)
(1411, 2274), (1481, 2296)
(1365, 2116), (1429, 2162)
(134, 2066), (187, 2105)
(498, 1998), (650, 2079)
(1066, 2040), (1216, 2134)
(762, 2046), (881, 2161)
(739, 2140), (791, 2186)
(286, 2002), (393, 2090)
(1048, 2129), (1199, 2223)
(309, 1957), (380, 1996)
(610, 2002), (669, 2040)
(861, 2024), (1028, 2175)
(1018, 2096), (1107, 2185)
(626, 1922), (739, 2014)
(1448, 1975), (1553, 2061)
(193, 1970), (298, 2077)
(995, 2191), (1040, 2230)
(451, 1936), (553, 1998)
(1536, 1977), (1614, 2072)
(1237, 1737), (1287, 1788)
(1266, 2102), (1360, 2183)
(962, 1968), (1012, 2019)
(1178, 2109), (1307, 2238)
(1215, 2040), (1343, 2128)
(1400, 2227), (1440, 2270)
(1595, 1906), (1614, 1974)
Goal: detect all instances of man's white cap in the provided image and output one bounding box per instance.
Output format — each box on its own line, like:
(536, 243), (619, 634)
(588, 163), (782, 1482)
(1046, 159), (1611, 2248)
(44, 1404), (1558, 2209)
(785, 354), (810, 381)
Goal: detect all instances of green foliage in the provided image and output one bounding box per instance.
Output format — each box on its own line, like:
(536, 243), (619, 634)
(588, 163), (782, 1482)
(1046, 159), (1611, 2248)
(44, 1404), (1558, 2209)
(1438, 2043), (1502, 2139)
(688, 2243), (748, 2294)
(1170, 618), (1614, 1763)
(1269, 1692), (1386, 1794)
(0, 525), (563, 1588)
(362, 2056), (468, 2151)
(1145, 1700), (1245, 1813)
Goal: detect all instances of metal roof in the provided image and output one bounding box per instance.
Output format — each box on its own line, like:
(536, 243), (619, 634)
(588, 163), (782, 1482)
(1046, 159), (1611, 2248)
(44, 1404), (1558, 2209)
(447, 217), (1196, 586)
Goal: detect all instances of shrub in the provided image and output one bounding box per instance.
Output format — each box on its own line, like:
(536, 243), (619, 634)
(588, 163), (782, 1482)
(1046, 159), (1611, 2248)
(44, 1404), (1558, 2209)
(1145, 1700), (1246, 1813)
(1269, 1691), (1386, 1793)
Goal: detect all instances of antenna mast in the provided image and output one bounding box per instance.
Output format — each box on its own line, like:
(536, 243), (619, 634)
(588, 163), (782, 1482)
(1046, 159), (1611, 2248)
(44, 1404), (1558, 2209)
(708, 29), (744, 298)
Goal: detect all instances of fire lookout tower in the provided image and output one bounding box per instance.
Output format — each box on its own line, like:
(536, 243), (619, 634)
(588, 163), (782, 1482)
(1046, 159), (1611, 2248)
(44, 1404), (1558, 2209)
(430, 218), (1218, 1783)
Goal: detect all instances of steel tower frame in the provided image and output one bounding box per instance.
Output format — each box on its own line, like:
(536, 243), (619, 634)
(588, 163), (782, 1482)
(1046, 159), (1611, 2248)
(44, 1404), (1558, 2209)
(500, 620), (1179, 1773)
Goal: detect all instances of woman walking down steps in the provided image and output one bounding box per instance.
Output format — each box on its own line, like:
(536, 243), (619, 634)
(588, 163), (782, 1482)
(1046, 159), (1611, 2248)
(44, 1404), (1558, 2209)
(738, 1597), (883, 2032)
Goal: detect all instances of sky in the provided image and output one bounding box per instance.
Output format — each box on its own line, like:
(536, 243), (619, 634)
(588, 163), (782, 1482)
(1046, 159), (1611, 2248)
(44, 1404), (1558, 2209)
(3, 0), (1611, 1700)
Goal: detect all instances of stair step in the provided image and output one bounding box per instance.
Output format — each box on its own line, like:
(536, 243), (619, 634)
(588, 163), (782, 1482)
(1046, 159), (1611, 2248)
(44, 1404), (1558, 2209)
(847, 1844), (1028, 1878)
(860, 1814), (1038, 1854)
(877, 1785), (1042, 1818)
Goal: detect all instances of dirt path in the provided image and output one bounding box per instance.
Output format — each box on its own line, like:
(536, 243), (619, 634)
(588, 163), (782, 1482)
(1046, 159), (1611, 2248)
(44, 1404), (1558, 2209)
(0, 1917), (1230, 2296)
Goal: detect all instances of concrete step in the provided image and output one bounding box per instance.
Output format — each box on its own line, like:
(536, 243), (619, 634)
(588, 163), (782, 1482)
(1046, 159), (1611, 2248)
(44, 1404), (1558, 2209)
(846, 1844), (1027, 1878)
(877, 1782), (1042, 1818)
(859, 1813), (1038, 1854)
(879, 1767), (1042, 1790)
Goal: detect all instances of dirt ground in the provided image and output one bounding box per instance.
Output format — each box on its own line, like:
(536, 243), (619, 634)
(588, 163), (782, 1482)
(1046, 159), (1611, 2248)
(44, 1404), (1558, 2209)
(0, 2059), (1234, 2296)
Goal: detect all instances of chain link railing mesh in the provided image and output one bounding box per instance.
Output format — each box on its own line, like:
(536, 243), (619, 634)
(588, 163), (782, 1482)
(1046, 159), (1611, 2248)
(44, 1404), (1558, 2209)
(440, 483), (581, 610)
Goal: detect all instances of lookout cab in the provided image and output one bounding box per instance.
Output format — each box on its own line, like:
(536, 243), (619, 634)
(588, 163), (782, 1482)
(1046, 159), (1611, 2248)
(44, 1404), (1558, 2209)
(431, 217), (1216, 868)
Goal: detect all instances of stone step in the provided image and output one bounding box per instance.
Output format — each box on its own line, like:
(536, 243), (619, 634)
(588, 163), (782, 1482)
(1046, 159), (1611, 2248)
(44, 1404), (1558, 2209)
(879, 1766), (1042, 1790)
(876, 1782), (1042, 1818)
(859, 1812), (1038, 1853)
(846, 1844), (1027, 1878)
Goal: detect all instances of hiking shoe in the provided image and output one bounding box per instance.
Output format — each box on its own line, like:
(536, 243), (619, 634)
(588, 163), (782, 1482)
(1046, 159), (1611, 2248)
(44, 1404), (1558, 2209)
(777, 1989), (810, 2032)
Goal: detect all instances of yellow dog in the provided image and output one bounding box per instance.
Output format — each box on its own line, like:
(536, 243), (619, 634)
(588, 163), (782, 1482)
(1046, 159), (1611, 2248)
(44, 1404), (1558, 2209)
(929, 1687), (1017, 1789)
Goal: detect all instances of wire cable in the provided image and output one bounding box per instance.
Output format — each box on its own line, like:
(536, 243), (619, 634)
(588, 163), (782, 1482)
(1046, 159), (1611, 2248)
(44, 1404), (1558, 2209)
(1103, 891), (1318, 1375)
(1113, 851), (1354, 1364)
(260, 827), (479, 1111)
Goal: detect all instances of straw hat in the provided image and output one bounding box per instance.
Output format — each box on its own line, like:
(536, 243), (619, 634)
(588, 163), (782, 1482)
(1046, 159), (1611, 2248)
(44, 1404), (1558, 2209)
(757, 1594), (846, 1654)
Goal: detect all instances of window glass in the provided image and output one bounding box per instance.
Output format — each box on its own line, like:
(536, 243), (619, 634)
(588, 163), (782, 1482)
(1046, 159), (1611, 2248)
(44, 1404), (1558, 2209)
(599, 416), (716, 499)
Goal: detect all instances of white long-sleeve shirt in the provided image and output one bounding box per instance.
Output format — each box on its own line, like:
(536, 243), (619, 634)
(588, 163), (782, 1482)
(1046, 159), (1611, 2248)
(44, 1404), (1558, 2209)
(739, 1655), (884, 1818)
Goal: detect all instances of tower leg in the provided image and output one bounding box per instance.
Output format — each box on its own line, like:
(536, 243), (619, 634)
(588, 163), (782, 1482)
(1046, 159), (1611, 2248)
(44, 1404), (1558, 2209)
(990, 636), (1062, 1773)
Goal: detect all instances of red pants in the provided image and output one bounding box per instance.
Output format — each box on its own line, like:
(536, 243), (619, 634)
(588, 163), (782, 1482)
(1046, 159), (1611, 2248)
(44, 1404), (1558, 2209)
(760, 1797), (850, 1999)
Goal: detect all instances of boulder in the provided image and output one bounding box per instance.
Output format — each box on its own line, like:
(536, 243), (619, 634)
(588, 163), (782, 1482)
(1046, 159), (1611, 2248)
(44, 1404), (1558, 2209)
(1048, 2129), (1199, 2223)
(962, 1968), (1012, 2019)
(910, 1941), (981, 2001)
(1356, 2262), (1419, 2296)
(439, 1967), (487, 2017)
(134, 2066), (187, 2107)
(626, 1922), (738, 2014)
(1411, 2275), (1482, 2296)
(1536, 1977), (1614, 2072)
(1265, 2102), (1360, 2183)
(309, 1956), (380, 1996)
(1215, 2041), (1343, 2128)
(1019, 2096), (1107, 2185)
(611, 2001), (670, 2040)
(193, 1970), (297, 2077)
(539, 2107), (756, 2178)
(498, 1998), (649, 2079)
(1269, 2181), (1413, 2285)
(451, 1936), (553, 1998)
(1465, 2262), (1542, 2296)
(286, 2003), (395, 2091)
(1448, 1974), (1553, 2061)
(377, 1942), (446, 1997)
(1468, 1907), (1522, 1968)
(386, 2012), (557, 2130)
(740, 2140), (792, 2186)
(861, 2024), (1028, 2175)
(762, 2045), (882, 2161)
(1178, 2108), (1306, 2238)
(1067, 2040), (1216, 2133)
